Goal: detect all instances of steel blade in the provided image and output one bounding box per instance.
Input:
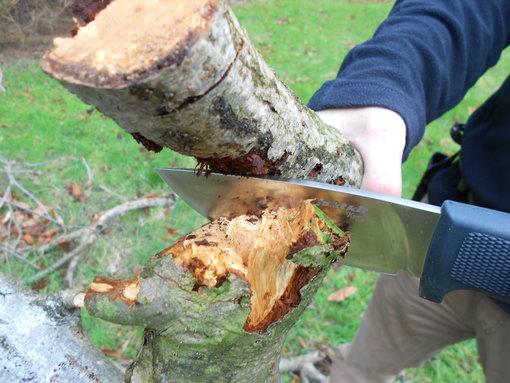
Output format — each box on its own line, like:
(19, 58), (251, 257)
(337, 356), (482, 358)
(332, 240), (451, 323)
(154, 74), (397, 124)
(157, 168), (441, 276)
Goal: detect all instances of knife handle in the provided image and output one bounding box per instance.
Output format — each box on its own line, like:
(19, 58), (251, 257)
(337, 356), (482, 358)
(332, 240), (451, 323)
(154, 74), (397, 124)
(419, 200), (510, 303)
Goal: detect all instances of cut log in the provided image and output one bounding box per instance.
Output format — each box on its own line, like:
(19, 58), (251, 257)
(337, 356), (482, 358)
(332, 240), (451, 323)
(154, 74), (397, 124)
(39, 0), (364, 381)
(41, 0), (362, 185)
(84, 202), (349, 382)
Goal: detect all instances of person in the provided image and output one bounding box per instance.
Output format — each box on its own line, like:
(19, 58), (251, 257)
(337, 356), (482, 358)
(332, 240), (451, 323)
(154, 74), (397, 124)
(307, 0), (510, 382)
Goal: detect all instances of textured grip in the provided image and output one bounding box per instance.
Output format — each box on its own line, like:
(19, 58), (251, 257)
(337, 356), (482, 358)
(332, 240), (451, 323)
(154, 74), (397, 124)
(419, 201), (510, 303)
(450, 232), (510, 297)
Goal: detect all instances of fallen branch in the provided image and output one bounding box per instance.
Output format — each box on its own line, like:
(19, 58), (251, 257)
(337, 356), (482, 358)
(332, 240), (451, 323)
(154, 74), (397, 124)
(0, 156), (175, 287)
(27, 195), (176, 286)
(0, 245), (40, 270)
(279, 350), (331, 383)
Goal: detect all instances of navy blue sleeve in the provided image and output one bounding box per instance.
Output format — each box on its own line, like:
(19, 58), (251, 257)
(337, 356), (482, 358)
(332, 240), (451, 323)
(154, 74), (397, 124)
(308, 0), (510, 159)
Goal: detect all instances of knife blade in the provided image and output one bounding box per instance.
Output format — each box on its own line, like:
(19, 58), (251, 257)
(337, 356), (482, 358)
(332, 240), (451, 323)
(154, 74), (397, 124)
(157, 168), (510, 303)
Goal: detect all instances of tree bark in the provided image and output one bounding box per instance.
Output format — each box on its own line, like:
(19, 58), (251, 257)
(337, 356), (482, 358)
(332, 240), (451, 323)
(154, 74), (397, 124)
(37, 0), (364, 381)
(0, 272), (124, 383)
(41, 0), (362, 185)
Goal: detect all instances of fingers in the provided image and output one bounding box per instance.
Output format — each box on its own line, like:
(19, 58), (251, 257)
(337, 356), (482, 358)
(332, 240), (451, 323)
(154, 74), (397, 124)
(316, 107), (406, 197)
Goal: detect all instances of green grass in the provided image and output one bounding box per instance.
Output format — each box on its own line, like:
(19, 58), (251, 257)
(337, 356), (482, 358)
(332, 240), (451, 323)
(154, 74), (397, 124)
(2, 0), (509, 381)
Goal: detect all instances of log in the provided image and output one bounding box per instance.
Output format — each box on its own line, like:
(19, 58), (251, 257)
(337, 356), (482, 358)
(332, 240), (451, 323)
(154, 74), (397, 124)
(84, 202), (348, 382)
(39, 0), (364, 381)
(41, 0), (362, 184)
(0, 272), (123, 383)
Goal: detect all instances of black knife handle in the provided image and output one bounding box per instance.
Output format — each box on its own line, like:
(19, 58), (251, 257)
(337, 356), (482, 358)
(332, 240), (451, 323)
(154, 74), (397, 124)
(419, 201), (510, 303)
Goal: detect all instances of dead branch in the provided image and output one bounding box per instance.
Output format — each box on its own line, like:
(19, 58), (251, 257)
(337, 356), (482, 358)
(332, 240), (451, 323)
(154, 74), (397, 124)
(0, 245), (40, 269)
(81, 156), (93, 197)
(0, 156), (175, 288)
(27, 195), (176, 286)
(279, 350), (329, 383)
(0, 66), (5, 93)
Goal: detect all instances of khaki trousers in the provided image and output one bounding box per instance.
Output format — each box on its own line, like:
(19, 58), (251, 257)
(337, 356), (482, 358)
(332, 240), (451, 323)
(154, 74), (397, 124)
(329, 271), (510, 383)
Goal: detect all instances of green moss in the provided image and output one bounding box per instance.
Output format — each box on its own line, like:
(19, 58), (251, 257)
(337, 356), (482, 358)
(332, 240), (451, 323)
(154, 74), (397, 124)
(313, 205), (345, 236)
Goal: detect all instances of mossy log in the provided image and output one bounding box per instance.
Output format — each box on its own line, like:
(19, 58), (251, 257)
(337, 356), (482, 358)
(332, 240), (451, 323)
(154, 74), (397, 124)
(40, 0), (364, 381)
(85, 203), (348, 382)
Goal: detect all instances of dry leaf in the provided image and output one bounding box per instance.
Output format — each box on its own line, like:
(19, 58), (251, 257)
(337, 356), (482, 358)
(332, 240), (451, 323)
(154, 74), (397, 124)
(72, 182), (83, 198)
(327, 286), (357, 302)
(57, 239), (70, 252)
(165, 227), (180, 239)
(22, 233), (35, 245)
(297, 336), (307, 349)
(68, 182), (88, 202)
(41, 227), (60, 238)
(141, 192), (160, 199)
(31, 279), (49, 292)
(100, 347), (120, 357)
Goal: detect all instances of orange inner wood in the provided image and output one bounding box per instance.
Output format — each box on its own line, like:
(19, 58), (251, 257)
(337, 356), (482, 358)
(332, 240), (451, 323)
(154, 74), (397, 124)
(159, 202), (325, 332)
(45, 0), (218, 76)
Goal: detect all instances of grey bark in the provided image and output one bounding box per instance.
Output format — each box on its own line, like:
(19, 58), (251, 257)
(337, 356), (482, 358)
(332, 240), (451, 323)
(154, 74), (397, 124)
(0, 272), (123, 383)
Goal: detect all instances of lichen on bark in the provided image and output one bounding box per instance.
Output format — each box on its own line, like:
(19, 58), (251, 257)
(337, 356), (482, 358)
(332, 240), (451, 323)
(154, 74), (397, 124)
(41, 0), (363, 186)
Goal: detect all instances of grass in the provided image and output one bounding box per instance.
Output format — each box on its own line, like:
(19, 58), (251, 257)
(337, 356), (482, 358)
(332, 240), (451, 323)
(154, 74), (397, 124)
(1, 0), (509, 381)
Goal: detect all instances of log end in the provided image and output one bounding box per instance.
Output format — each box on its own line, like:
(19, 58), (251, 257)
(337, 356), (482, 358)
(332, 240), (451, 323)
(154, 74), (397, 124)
(86, 275), (141, 306)
(41, 0), (221, 88)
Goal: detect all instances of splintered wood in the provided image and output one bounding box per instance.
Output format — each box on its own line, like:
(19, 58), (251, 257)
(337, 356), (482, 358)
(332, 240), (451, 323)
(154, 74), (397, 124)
(156, 202), (338, 333)
(42, 0), (219, 85)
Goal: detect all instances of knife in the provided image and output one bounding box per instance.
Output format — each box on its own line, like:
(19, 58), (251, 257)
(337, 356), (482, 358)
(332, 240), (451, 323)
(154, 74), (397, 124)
(157, 168), (510, 304)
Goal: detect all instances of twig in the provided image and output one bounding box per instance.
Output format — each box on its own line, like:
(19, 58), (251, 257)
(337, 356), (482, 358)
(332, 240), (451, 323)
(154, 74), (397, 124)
(10, 176), (53, 221)
(0, 245), (40, 270)
(98, 184), (126, 201)
(65, 254), (81, 288)
(22, 156), (78, 168)
(94, 196), (174, 228)
(28, 241), (90, 284)
(1, 158), (55, 223)
(28, 195), (175, 286)
(279, 350), (328, 383)
(0, 166), (13, 210)
(37, 229), (87, 255)
(81, 157), (94, 197)
(8, 205), (23, 248)
(6, 199), (64, 226)
(0, 66), (5, 93)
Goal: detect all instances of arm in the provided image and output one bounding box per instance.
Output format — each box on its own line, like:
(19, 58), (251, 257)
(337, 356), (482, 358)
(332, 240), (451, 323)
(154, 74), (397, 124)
(310, 0), (510, 164)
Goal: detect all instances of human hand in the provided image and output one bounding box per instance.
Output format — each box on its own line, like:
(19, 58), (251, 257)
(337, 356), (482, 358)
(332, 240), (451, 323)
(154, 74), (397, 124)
(316, 107), (406, 197)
